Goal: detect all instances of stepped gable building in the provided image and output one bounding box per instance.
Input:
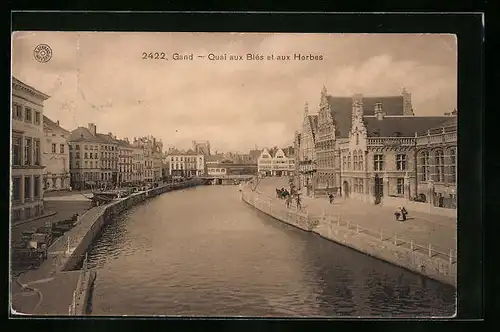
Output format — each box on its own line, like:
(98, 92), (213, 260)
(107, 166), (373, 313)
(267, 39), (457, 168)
(294, 101), (318, 196)
(297, 86), (454, 209)
(258, 147), (294, 177)
(11, 77), (50, 222)
(42, 116), (71, 191)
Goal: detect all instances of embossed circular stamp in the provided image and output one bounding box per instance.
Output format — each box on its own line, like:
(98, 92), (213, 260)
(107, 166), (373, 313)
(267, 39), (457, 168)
(33, 44), (53, 63)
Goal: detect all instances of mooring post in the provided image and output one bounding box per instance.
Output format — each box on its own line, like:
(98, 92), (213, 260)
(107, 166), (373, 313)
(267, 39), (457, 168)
(410, 240), (414, 251)
(394, 234), (397, 245)
(337, 214), (340, 226)
(428, 244), (432, 257)
(449, 249), (453, 264)
(380, 229), (383, 241)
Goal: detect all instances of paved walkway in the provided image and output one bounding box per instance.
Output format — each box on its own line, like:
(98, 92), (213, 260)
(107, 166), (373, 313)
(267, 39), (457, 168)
(11, 205), (106, 315)
(256, 178), (457, 254)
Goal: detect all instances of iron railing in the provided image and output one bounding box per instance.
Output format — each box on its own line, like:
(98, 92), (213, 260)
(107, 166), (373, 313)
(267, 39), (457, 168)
(241, 189), (457, 265)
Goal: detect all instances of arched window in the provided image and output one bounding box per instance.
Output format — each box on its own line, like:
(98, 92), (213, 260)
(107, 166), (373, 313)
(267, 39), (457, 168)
(347, 154), (351, 170)
(356, 133), (359, 145)
(342, 156), (347, 170)
(420, 151), (430, 181)
(435, 150), (445, 182)
(450, 148), (457, 183)
(358, 150), (363, 170)
(353, 151), (358, 171)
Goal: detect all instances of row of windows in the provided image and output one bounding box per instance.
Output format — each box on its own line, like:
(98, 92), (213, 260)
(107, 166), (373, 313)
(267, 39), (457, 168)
(418, 149), (456, 183)
(51, 143), (65, 154)
(13, 103), (41, 125)
(171, 156), (203, 162)
(12, 135), (41, 167)
(353, 178), (364, 194)
(341, 154), (407, 172)
(317, 173), (336, 187)
(171, 163), (202, 170)
(75, 160), (118, 169)
(11, 175), (41, 202)
(70, 151), (119, 160)
(208, 168), (227, 173)
(11, 205), (42, 222)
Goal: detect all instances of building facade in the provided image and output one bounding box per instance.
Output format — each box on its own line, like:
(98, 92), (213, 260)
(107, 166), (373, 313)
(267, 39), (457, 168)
(132, 145), (145, 184)
(152, 139), (163, 182)
(415, 117), (457, 209)
(132, 137), (154, 183)
(96, 131), (119, 186)
(295, 102), (318, 196)
(11, 77), (49, 222)
(117, 138), (134, 185)
(168, 149), (205, 177)
(257, 147), (295, 177)
(68, 124), (119, 190)
(42, 116), (71, 191)
(295, 86), (455, 209)
(207, 163), (257, 177)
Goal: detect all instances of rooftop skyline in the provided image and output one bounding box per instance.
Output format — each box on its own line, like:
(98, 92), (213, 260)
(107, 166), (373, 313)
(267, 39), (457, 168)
(12, 32), (457, 152)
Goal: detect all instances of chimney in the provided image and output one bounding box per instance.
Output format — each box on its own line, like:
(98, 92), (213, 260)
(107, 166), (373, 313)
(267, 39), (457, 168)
(88, 123), (97, 136)
(402, 88), (414, 115)
(374, 103), (385, 120)
(56, 120), (60, 126)
(108, 132), (113, 137)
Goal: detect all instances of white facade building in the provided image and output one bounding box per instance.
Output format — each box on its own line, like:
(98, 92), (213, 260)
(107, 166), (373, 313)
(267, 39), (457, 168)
(168, 149), (205, 177)
(257, 147), (295, 177)
(42, 116), (71, 191)
(11, 77), (50, 222)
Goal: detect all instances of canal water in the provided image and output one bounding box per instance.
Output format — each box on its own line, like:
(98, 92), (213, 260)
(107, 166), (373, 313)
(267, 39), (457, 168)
(86, 185), (455, 317)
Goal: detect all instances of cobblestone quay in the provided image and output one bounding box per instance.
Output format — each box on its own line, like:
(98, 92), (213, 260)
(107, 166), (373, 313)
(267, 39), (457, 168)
(241, 179), (456, 288)
(11, 179), (202, 316)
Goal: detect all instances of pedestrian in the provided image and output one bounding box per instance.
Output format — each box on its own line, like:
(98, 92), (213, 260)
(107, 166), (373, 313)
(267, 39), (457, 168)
(328, 193), (334, 204)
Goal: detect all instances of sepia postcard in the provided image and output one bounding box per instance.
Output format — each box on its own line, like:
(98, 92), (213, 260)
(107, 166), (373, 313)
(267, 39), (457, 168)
(10, 32), (458, 318)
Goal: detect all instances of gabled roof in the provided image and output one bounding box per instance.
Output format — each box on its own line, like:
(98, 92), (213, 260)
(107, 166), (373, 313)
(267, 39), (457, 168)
(68, 127), (101, 143)
(167, 149), (200, 156)
(43, 115), (70, 134)
(362, 96), (405, 116)
(363, 116), (452, 137)
(116, 139), (133, 148)
(184, 149), (199, 156)
(326, 95), (405, 138)
(96, 133), (117, 145)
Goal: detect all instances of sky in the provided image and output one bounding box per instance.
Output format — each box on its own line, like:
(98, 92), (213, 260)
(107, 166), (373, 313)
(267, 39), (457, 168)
(12, 32), (457, 153)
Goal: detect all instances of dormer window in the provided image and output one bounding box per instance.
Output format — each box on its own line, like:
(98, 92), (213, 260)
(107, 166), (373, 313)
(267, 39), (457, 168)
(393, 131), (402, 137)
(372, 129), (380, 137)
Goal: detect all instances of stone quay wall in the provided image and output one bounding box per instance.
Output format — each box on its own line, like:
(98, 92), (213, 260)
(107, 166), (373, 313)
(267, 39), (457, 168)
(241, 188), (457, 288)
(62, 179), (203, 272)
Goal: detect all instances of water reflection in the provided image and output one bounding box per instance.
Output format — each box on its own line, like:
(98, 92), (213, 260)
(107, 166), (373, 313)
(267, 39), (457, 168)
(87, 185), (455, 317)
